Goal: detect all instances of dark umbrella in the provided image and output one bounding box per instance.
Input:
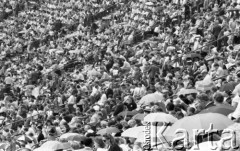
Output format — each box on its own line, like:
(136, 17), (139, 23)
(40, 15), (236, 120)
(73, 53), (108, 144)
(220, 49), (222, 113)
(132, 113), (146, 120)
(60, 133), (87, 142)
(199, 105), (235, 116)
(118, 110), (138, 117)
(219, 82), (238, 93)
(186, 53), (201, 59)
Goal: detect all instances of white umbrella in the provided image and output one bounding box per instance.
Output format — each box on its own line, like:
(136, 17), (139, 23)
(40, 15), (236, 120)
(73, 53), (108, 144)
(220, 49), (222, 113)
(221, 123), (240, 148)
(34, 141), (71, 151)
(189, 141), (221, 151)
(17, 135), (32, 142)
(135, 125), (171, 149)
(177, 88), (198, 95)
(121, 126), (144, 138)
(60, 133), (87, 142)
(234, 44), (240, 50)
(138, 93), (164, 106)
(144, 113), (178, 123)
(195, 75), (215, 91)
(232, 83), (240, 95)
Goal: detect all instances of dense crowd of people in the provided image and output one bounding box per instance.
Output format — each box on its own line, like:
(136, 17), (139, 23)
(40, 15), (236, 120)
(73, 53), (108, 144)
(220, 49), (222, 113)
(1, 0), (240, 151)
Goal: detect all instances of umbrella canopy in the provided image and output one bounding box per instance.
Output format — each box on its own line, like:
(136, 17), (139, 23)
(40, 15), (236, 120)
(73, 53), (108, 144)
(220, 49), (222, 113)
(144, 113), (178, 123)
(219, 82), (237, 93)
(121, 126), (144, 138)
(16, 148), (32, 151)
(118, 110), (138, 117)
(232, 83), (240, 95)
(195, 75), (215, 92)
(186, 53), (201, 59)
(97, 127), (120, 135)
(60, 133), (87, 142)
(177, 88), (198, 95)
(138, 93), (164, 106)
(199, 105), (235, 116)
(221, 123), (240, 148)
(165, 113), (234, 142)
(17, 135), (32, 142)
(34, 141), (71, 151)
(136, 125), (171, 148)
(234, 44), (240, 50)
(132, 113), (146, 120)
(189, 141), (221, 151)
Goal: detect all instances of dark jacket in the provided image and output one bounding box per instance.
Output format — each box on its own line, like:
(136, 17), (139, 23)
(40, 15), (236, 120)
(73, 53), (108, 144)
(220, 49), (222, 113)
(113, 103), (124, 116)
(125, 102), (137, 111)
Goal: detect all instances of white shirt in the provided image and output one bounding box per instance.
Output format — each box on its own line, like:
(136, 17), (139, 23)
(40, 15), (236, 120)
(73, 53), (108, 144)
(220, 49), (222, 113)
(90, 87), (99, 96)
(232, 95), (240, 106)
(98, 94), (107, 106)
(5, 77), (13, 85)
(133, 87), (141, 98)
(97, 148), (107, 151)
(121, 61), (131, 70)
(67, 95), (76, 104)
(74, 73), (84, 81)
(232, 100), (240, 119)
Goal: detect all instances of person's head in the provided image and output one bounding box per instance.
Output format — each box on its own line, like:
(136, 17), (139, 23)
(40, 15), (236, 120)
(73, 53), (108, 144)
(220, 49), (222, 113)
(175, 111), (184, 119)
(45, 120), (53, 126)
(70, 141), (81, 150)
(166, 102), (175, 113)
(128, 119), (137, 128)
(60, 123), (70, 133)
(47, 127), (57, 138)
(97, 112), (103, 120)
(213, 92), (224, 104)
(213, 63), (219, 70)
(124, 96), (133, 104)
(102, 134), (115, 147)
(83, 138), (93, 148)
(94, 137), (105, 149)
(196, 93), (209, 111)
(187, 107), (196, 116)
(84, 125), (92, 132)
